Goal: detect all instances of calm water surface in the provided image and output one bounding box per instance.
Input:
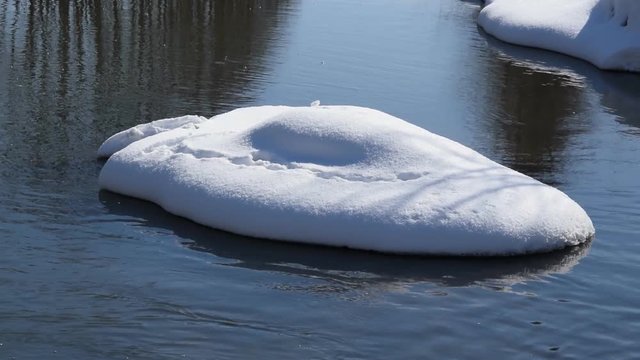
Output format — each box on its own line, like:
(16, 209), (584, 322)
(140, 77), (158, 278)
(1, 0), (639, 359)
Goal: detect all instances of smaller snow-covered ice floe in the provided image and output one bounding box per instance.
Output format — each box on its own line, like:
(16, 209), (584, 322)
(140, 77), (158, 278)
(98, 105), (594, 256)
(478, 0), (640, 72)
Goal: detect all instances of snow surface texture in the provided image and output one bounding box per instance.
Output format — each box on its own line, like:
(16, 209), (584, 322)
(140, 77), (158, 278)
(478, 0), (640, 72)
(97, 115), (208, 158)
(98, 105), (595, 256)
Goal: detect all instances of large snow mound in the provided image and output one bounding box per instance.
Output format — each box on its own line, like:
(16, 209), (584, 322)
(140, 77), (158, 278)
(478, 0), (640, 72)
(98, 105), (594, 256)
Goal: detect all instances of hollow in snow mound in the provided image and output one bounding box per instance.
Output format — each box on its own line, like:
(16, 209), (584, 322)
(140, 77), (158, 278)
(478, 0), (640, 72)
(98, 105), (594, 256)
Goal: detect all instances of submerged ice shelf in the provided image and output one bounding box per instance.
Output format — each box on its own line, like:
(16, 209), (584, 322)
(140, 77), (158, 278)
(98, 105), (594, 256)
(479, 0), (640, 72)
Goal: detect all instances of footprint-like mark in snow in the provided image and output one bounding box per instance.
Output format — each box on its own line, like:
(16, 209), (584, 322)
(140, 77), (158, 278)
(248, 122), (425, 183)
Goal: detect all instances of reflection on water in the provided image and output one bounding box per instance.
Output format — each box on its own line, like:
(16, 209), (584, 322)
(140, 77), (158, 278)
(590, 72), (640, 135)
(481, 32), (640, 137)
(472, 34), (590, 185)
(0, 0), (294, 182)
(99, 191), (591, 291)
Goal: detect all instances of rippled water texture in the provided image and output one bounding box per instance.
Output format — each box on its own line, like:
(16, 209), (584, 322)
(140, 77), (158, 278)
(1, 0), (639, 359)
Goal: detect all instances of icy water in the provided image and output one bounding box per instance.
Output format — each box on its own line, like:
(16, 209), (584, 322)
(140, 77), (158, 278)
(1, 0), (639, 358)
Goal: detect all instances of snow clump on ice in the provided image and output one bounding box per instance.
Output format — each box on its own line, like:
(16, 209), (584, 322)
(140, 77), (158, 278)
(479, 0), (640, 72)
(98, 105), (595, 256)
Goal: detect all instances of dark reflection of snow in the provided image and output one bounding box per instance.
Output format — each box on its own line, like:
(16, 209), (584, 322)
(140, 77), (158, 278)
(100, 190), (591, 294)
(481, 32), (640, 134)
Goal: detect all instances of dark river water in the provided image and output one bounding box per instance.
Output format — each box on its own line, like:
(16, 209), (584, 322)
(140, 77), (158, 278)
(1, 0), (639, 359)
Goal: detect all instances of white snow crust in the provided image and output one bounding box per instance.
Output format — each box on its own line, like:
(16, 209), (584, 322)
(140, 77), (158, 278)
(98, 105), (594, 256)
(97, 115), (208, 158)
(478, 0), (640, 72)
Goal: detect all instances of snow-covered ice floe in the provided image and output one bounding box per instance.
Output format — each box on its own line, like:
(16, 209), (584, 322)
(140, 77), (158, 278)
(478, 0), (640, 72)
(98, 105), (594, 256)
